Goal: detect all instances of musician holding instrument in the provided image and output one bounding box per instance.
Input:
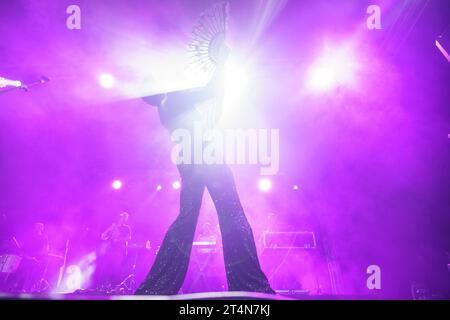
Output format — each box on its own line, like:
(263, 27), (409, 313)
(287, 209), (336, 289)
(95, 212), (132, 290)
(8, 222), (49, 292)
(101, 212), (132, 247)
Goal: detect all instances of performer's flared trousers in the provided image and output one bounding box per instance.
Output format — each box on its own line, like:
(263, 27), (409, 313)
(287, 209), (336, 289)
(135, 164), (274, 295)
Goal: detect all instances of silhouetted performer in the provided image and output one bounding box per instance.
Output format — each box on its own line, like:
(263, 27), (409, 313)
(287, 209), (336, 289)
(8, 222), (49, 292)
(136, 47), (274, 295)
(95, 212), (131, 289)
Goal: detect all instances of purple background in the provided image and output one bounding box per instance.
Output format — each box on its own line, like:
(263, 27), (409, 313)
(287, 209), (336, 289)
(0, 0), (449, 298)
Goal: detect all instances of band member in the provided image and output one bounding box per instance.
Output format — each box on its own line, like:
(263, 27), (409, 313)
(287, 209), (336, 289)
(95, 212), (132, 290)
(136, 44), (274, 295)
(196, 222), (218, 254)
(184, 222), (222, 293)
(8, 222), (49, 292)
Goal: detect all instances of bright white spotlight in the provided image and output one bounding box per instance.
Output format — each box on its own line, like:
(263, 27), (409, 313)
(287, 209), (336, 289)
(293, 185), (299, 190)
(112, 180), (122, 190)
(307, 45), (359, 93)
(156, 184), (163, 191)
(56, 252), (96, 293)
(65, 265), (82, 291)
(258, 178), (272, 192)
(309, 66), (336, 91)
(98, 73), (115, 89)
(225, 60), (249, 97)
(172, 180), (181, 190)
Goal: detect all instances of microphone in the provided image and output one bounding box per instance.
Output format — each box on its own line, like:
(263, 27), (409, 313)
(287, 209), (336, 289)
(0, 76), (22, 88)
(20, 76), (50, 91)
(0, 75), (50, 94)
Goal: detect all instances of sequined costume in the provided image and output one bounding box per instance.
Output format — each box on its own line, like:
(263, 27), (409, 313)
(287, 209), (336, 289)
(136, 74), (274, 295)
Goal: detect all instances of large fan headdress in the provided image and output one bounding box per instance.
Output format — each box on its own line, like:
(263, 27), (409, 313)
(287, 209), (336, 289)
(187, 2), (229, 79)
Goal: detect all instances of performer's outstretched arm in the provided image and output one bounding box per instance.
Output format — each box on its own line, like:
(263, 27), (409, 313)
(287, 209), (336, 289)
(141, 68), (226, 129)
(142, 44), (229, 129)
(188, 65), (226, 102)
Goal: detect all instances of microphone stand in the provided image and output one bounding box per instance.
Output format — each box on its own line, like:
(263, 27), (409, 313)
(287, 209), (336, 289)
(0, 76), (50, 95)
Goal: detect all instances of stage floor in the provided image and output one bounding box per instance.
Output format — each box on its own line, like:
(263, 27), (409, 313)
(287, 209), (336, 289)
(0, 291), (384, 300)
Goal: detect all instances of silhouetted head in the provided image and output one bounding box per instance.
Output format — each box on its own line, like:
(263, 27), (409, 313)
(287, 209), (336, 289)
(118, 212), (129, 225)
(33, 222), (45, 235)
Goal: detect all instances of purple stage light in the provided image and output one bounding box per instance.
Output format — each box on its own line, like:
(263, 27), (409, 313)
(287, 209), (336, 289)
(307, 45), (359, 93)
(98, 72), (115, 89)
(112, 179), (122, 190)
(293, 185), (299, 190)
(172, 180), (181, 190)
(156, 184), (163, 191)
(258, 178), (272, 192)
